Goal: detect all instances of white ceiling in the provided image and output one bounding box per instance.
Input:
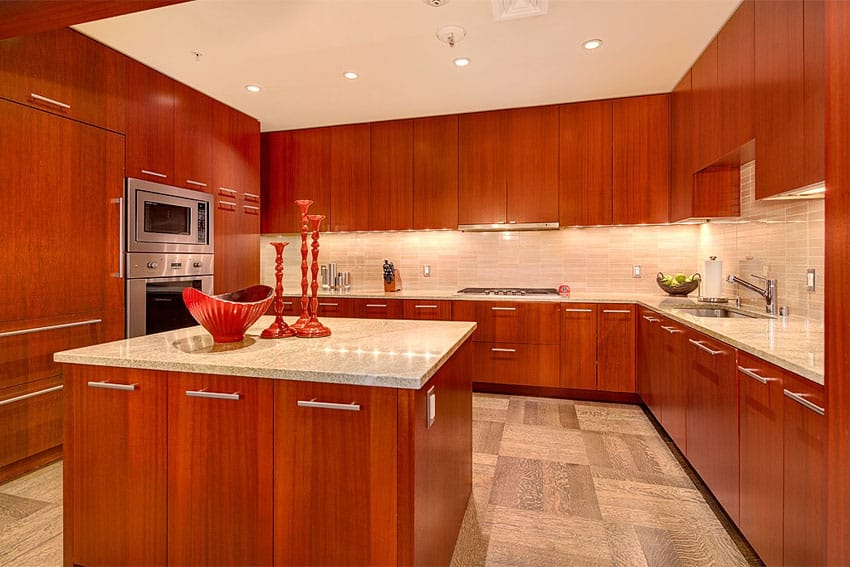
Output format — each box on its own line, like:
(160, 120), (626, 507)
(74, 0), (741, 132)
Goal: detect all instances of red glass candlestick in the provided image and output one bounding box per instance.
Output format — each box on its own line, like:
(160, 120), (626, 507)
(296, 215), (331, 338)
(261, 241), (296, 339)
(291, 199), (313, 330)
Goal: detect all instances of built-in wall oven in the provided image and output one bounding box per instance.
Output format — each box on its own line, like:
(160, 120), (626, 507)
(125, 178), (214, 338)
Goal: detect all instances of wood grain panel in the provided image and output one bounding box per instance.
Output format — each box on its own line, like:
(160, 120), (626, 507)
(636, 307), (663, 420)
(804, 0), (825, 187)
(596, 305), (636, 393)
(691, 39), (720, 170)
(315, 298), (354, 318)
(174, 81), (213, 191)
(65, 366), (167, 567)
(350, 298), (403, 319)
(452, 301), (560, 345)
(0, 377), (63, 472)
(126, 58), (175, 181)
(413, 115), (458, 229)
(260, 131), (293, 233)
(464, 342), (560, 387)
(612, 95), (670, 224)
(718, 0), (755, 152)
(458, 111), (507, 225)
(275, 381), (399, 566)
(371, 120), (413, 230)
(402, 299), (453, 320)
(669, 71), (694, 223)
(167, 373), (273, 566)
(506, 105), (559, 223)
(560, 304), (598, 390)
(658, 318), (687, 452)
(693, 166), (741, 217)
(559, 100), (613, 226)
(330, 124), (371, 231)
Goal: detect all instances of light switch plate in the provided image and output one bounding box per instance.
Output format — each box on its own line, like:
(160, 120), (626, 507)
(426, 386), (436, 428)
(423, 264), (431, 277)
(632, 265), (641, 278)
(807, 268), (816, 291)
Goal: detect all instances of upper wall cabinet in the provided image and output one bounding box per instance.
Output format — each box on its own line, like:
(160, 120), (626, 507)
(329, 123), (371, 232)
(670, 72), (694, 222)
(612, 95), (670, 225)
(559, 100), (613, 226)
(174, 81), (213, 192)
(370, 119), (413, 231)
(413, 115), (458, 230)
(0, 28), (125, 132)
(754, 0), (824, 198)
(458, 110), (507, 225)
(718, 0), (755, 154)
(125, 59), (175, 182)
(692, 39), (721, 171)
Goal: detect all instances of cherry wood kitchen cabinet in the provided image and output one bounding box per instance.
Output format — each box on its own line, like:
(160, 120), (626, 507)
(612, 95), (670, 224)
(657, 317), (688, 451)
(0, 27), (125, 132)
(452, 301), (560, 345)
(718, 0), (755, 154)
(754, 0), (825, 198)
(350, 298), (404, 319)
(560, 304), (598, 390)
(167, 372), (274, 566)
(596, 305), (636, 393)
(64, 366), (168, 567)
(329, 123), (371, 232)
(559, 100), (613, 226)
(465, 342), (560, 387)
(458, 110), (507, 225)
(669, 72), (694, 222)
(738, 352), (784, 567)
(692, 39), (720, 171)
(636, 308), (664, 420)
(371, 119), (413, 230)
(315, 298), (354, 318)
(173, 81), (213, 192)
(402, 299), (453, 321)
(125, 58), (175, 182)
(412, 115), (458, 229)
(783, 371), (826, 567)
(686, 329), (739, 524)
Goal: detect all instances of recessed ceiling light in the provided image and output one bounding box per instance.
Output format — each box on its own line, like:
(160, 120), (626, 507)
(582, 39), (603, 50)
(245, 84), (262, 93)
(453, 57), (471, 67)
(343, 71), (359, 80)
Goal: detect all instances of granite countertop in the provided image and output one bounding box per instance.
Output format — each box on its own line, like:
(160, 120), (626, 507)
(285, 288), (825, 385)
(54, 317), (476, 390)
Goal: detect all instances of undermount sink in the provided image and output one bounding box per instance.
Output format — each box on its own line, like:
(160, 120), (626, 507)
(675, 306), (772, 319)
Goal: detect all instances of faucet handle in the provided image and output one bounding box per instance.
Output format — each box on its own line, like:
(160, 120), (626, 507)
(750, 274), (769, 282)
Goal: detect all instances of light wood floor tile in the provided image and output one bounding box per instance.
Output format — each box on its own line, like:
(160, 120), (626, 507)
(0, 494), (49, 529)
(575, 404), (658, 436)
(0, 462), (62, 505)
(0, 504), (62, 566)
(604, 522), (651, 567)
(3, 533), (62, 567)
(473, 420), (504, 455)
(498, 423), (589, 465)
(635, 524), (682, 566)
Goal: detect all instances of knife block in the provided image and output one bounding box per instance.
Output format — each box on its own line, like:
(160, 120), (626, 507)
(384, 270), (402, 292)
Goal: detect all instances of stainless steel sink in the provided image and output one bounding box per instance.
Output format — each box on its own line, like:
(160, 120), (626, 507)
(675, 306), (771, 319)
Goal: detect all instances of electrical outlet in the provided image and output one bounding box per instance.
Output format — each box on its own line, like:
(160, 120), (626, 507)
(807, 268), (816, 291)
(632, 265), (641, 278)
(423, 264), (431, 277)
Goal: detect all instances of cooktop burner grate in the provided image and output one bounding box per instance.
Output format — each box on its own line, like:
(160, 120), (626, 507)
(457, 287), (559, 296)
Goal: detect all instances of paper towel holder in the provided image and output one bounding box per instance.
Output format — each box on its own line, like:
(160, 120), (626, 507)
(698, 256), (729, 303)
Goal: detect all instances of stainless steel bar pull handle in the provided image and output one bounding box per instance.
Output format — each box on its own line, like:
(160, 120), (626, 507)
(30, 92), (70, 109)
(688, 339), (724, 356)
(111, 197), (124, 278)
(0, 385), (63, 407)
(415, 305), (438, 309)
(642, 315), (660, 322)
(87, 381), (137, 391)
(365, 304), (388, 308)
(319, 302), (339, 307)
(603, 309), (631, 314)
(0, 318), (101, 338)
(490, 307), (517, 311)
(186, 389), (241, 401)
(186, 179), (208, 187)
(661, 326), (683, 334)
(243, 193), (260, 201)
(491, 348), (517, 353)
(297, 399), (361, 411)
(783, 390), (825, 415)
(565, 308), (593, 313)
(737, 366), (778, 385)
(141, 169), (167, 179)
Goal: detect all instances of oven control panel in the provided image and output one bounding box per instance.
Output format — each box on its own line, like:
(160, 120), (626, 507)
(126, 252), (214, 279)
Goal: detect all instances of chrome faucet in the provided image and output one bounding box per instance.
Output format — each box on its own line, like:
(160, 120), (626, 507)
(726, 274), (777, 315)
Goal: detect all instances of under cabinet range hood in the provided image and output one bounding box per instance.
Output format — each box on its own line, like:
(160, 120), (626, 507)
(458, 222), (559, 232)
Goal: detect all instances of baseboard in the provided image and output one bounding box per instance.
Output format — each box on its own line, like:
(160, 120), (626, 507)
(472, 382), (642, 404)
(0, 445), (62, 485)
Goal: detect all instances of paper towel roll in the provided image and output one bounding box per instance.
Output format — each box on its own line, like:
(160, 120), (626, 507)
(703, 258), (723, 298)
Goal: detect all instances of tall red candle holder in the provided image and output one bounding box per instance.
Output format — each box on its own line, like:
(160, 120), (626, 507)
(261, 241), (296, 339)
(291, 199), (313, 330)
(295, 214), (331, 338)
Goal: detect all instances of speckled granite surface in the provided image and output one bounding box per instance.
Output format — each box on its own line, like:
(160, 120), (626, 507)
(54, 317), (476, 390)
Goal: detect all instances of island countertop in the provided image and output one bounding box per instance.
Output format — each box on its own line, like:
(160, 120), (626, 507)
(54, 316), (476, 390)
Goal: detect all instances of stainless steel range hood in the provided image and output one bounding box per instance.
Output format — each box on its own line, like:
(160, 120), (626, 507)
(458, 222), (560, 232)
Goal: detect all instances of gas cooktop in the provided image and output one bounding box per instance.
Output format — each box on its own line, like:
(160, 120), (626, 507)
(457, 287), (559, 296)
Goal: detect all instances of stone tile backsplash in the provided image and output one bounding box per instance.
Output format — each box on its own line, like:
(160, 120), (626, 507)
(261, 161), (824, 320)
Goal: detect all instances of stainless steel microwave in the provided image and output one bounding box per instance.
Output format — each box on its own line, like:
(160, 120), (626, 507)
(126, 178), (213, 254)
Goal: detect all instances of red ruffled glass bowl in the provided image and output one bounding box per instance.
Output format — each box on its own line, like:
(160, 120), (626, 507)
(182, 285), (274, 343)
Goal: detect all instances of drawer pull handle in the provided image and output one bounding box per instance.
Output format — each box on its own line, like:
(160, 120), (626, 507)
(111, 197), (124, 278)
(0, 318), (101, 338)
(415, 305), (438, 309)
(282, 301), (293, 306)
(243, 205), (260, 215)
(218, 187), (238, 197)
(140, 169), (167, 179)
(642, 315), (660, 322)
(186, 389), (240, 401)
(490, 307), (517, 311)
(738, 366), (778, 385)
(319, 302), (339, 307)
(30, 92), (70, 110)
(217, 201), (237, 211)
(688, 339), (724, 356)
(298, 399), (360, 411)
(784, 390), (825, 415)
(243, 192), (261, 202)
(660, 325), (683, 334)
(603, 309), (631, 314)
(0, 384), (63, 407)
(365, 304), (387, 308)
(87, 381), (137, 391)
(565, 308), (593, 313)
(491, 347), (517, 353)
(186, 179), (208, 187)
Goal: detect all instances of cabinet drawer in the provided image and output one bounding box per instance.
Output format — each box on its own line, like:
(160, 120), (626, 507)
(315, 299), (353, 318)
(465, 342), (559, 387)
(0, 377), (63, 469)
(350, 298), (403, 319)
(402, 300), (453, 320)
(452, 301), (560, 344)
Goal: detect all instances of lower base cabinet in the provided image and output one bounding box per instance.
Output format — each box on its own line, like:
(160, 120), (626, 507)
(464, 342), (560, 387)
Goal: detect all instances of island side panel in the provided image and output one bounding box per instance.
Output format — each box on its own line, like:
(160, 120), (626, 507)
(63, 364), (167, 567)
(274, 381), (399, 566)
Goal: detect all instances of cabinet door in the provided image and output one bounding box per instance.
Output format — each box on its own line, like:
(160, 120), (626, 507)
(670, 72), (694, 222)
(559, 100), (613, 226)
(413, 115), (458, 229)
(66, 366), (167, 567)
(167, 373), (273, 566)
(738, 353), (784, 567)
(458, 111), (507, 225)
(612, 95), (670, 224)
(329, 124), (370, 231)
(402, 300), (453, 320)
(597, 305), (635, 392)
(174, 81), (213, 191)
(465, 342), (560, 387)
(316, 298), (353, 318)
(0, 377), (62, 476)
(636, 309), (661, 418)
(718, 0), (755, 152)
(275, 381), (399, 566)
(213, 190), (239, 294)
(692, 39), (720, 170)
(452, 301), (560, 345)
(560, 304), (597, 390)
(658, 319), (687, 451)
(126, 58), (174, 182)
(803, 0), (825, 187)
(0, 27), (125, 131)
(506, 106), (559, 223)
(783, 372), (825, 567)
(686, 331), (739, 523)
(371, 120), (413, 230)
(351, 298), (403, 319)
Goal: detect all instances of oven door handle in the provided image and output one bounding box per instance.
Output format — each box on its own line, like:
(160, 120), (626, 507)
(111, 197), (124, 278)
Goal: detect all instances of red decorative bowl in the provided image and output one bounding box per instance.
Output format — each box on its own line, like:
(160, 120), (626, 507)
(182, 285), (274, 343)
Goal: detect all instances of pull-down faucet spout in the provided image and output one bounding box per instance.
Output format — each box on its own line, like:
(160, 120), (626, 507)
(726, 274), (777, 315)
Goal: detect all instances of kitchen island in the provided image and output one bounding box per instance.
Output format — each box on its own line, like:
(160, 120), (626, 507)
(55, 317), (476, 567)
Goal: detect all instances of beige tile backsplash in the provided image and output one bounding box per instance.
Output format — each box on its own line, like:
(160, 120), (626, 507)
(261, 161), (824, 320)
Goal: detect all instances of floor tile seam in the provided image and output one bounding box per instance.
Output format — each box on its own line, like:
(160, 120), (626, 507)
(485, 502), (610, 526)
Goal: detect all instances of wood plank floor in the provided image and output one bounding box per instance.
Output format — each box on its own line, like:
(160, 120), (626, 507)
(0, 394), (760, 566)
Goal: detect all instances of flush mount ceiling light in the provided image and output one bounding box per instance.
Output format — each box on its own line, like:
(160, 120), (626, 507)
(245, 84), (261, 93)
(422, 0), (448, 6)
(582, 38), (603, 50)
(436, 25), (467, 48)
(343, 71), (359, 80)
(453, 57), (471, 67)
(492, 0), (548, 21)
